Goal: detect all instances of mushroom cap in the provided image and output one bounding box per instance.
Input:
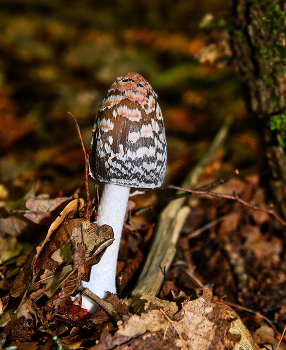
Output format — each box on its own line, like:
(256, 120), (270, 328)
(89, 72), (167, 189)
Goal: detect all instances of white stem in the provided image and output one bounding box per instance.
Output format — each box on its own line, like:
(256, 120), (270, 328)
(81, 183), (130, 312)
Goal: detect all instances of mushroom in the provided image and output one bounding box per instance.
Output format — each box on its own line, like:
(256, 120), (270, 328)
(81, 72), (167, 312)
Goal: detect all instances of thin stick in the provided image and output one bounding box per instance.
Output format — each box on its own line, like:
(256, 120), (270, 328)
(167, 185), (286, 226)
(68, 112), (90, 219)
(191, 169), (239, 192)
(95, 184), (100, 221)
(77, 285), (121, 323)
(133, 170), (239, 216)
(275, 325), (286, 350)
(226, 301), (278, 334)
(186, 217), (223, 238)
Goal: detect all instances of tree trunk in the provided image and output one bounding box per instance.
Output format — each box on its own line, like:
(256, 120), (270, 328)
(230, 0), (286, 220)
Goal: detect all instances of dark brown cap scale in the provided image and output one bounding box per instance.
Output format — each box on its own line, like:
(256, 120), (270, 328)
(89, 72), (167, 189)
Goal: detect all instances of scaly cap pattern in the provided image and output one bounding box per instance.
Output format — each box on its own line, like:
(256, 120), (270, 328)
(89, 72), (167, 188)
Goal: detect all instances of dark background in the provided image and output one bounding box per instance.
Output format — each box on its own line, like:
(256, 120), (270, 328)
(0, 0), (257, 200)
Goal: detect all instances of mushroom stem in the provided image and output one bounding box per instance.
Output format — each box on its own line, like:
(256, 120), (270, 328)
(81, 183), (130, 312)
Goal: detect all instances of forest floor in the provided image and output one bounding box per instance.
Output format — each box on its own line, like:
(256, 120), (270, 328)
(0, 1), (285, 349)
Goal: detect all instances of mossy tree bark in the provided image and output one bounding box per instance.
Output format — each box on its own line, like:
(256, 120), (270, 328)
(230, 0), (286, 220)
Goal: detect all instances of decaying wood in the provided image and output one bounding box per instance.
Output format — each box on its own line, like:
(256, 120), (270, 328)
(130, 116), (233, 311)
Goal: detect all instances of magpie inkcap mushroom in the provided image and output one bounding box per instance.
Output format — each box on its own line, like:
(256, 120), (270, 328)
(81, 73), (167, 312)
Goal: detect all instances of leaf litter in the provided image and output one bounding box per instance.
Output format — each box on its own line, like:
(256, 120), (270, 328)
(1, 175), (283, 349)
(1, 116), (285, 349)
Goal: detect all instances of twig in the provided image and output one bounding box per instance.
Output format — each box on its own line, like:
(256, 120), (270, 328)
(225, 301), (278, 334)
(133, 170), (239, 216)
(185, 217), (223, 238)
(167, 185), (286, 226)
(190, 169), (239, 192)
(95, 184), (100, 221)
(275, 325), (286, 350)
(68, 112), (90, 219)
(77, 285), (121, 323)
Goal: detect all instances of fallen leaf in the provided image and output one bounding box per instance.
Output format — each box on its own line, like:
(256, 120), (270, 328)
(0, 236), (23, 263)
(0, 217), (28, 237)
(6, 197), (115, 345)
(24, 196), (72, 225)
(92, 288), (258, 350)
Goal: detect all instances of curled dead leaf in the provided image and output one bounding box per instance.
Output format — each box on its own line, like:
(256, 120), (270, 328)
(24, 196), (72, 225)
(92, 288), (258, 350)
(10, 198), (114, 313)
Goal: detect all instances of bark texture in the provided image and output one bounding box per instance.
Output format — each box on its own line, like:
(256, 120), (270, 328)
(230, 0), (286, 220)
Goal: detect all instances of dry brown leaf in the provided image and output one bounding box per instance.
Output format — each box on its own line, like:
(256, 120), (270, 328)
(12, 218), (114, 302)
(24, 196), (72, 225)
(92, 288), (258, 350)
(3, 198), (116, 345)
(218, 212), (241, 235)
(0, 236), (24, 263)
(10, 299), (39, 341)
(31, 198), (85, 268)
(9, 249), (35, 298)
(254, 325), (286, 349)
(0, 217), (28, 237)
(242, 224), (283, 260)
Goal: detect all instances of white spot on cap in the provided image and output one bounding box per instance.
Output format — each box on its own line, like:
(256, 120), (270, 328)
(112, 109), (118, 119)
(117, 105), (142, 122)
(102, 95), (123, 109)
(104, 143), (111, 153)
(146, 95), (156, 113)
(128, 131), (141, 143)
(152, 120), (160, 133)
(99, 118), (114, 132)
(154, 137), (164, 150)
(141, 124), (153, 137)
(136, 146), (156, 158)
(156, 105), (163, 120)
(124, 89), (146, 104)
(157, 152), (165, 161)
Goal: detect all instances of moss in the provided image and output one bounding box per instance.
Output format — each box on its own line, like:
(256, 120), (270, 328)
(270, 111), (286, 147)
(217, 18), (227, 28)
(251, 0), (286, 63)
(230, 0), (286, 115)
